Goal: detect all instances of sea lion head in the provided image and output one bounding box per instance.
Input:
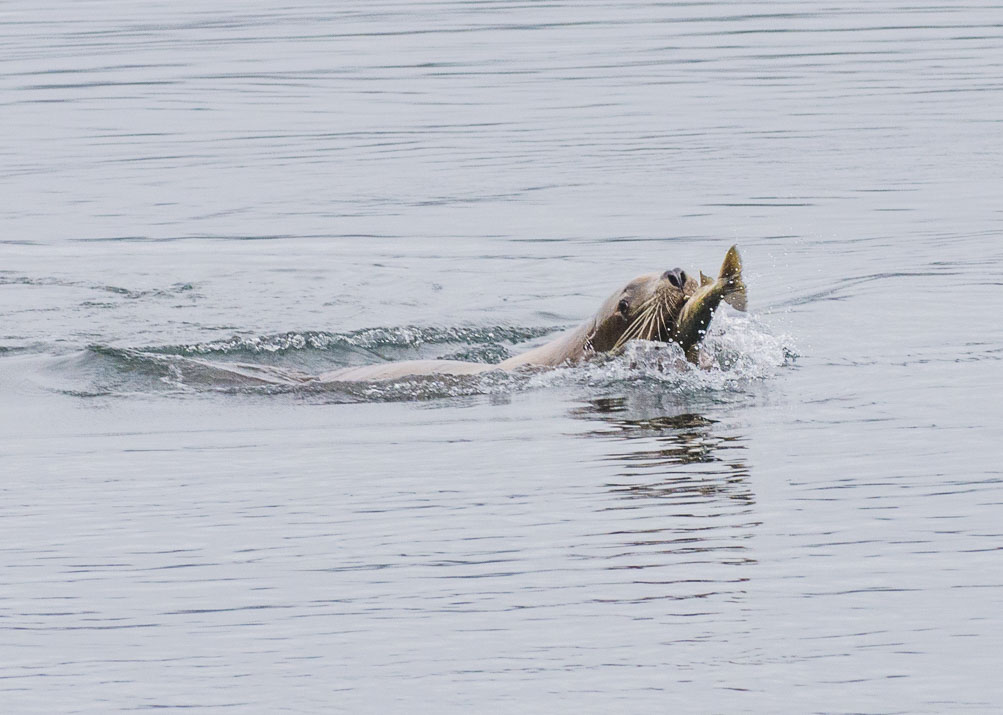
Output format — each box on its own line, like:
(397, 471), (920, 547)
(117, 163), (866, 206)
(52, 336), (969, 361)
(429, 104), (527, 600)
(586, 267), (700, 354)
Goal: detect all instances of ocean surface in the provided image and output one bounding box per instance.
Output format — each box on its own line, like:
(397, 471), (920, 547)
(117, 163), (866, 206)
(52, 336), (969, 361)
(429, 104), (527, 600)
(2, 1), (1002, 712)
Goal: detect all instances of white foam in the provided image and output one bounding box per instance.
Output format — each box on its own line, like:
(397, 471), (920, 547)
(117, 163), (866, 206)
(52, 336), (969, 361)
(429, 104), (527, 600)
(528, 310), (795, 393)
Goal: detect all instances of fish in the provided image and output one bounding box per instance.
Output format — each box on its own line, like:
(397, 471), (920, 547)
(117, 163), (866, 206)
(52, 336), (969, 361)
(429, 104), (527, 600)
(672, 244), (747, 362)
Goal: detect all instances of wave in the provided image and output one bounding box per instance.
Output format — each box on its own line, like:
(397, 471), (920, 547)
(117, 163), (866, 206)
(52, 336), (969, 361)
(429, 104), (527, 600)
(54, 313), (794, 402)
(149, 325), (555, 358)
(529, 313), (795, 395)
(0, 272), (198, 300)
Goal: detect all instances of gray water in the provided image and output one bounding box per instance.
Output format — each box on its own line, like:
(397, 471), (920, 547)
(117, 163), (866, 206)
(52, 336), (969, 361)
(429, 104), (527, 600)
(2, 1), (1002, 712)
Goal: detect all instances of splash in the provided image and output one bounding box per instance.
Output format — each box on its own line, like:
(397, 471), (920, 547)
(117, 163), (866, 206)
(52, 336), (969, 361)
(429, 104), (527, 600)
(62, 313), (793, 402)
(157, 325), (554, 357)
(529, 310), (794, 394)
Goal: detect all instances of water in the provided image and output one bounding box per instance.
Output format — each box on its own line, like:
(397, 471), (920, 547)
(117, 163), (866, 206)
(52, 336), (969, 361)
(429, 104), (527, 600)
(2, 1), (1002, 711)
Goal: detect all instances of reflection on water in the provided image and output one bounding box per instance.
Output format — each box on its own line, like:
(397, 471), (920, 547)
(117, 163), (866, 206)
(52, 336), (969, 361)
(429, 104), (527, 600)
(571, 394), (757, 603)
(574, 395), (753, 496)
(3, 0), (1003, 710)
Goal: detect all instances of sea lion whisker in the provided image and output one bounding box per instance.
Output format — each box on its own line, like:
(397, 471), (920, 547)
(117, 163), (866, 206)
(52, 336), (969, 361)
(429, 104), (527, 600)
(614, 304), (656, 350)
(650, 304), (663, 339)
(619, 304), (653, 341)
(646, 307), (659, 341)
(612, 325), (638, 351)
(638, 310), (653, 342)
(319, 245), (744, 382)
(645, 300), (664, 341)
(642, 300), (664, 336)
(638, 307), (658, 343)
(612, 324), (639, 351)
(656, 302), (667, 339)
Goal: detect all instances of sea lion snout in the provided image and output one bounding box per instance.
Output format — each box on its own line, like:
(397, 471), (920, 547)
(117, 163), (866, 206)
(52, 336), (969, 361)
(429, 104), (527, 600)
(662, 268), (687, 288)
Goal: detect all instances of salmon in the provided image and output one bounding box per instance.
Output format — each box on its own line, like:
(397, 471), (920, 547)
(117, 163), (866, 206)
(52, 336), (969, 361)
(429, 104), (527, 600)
(673, 245), (747, 362)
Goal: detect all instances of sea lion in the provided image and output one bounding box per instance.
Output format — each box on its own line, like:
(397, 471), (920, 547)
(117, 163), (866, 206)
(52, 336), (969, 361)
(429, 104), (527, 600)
(321, 246), (746, 382)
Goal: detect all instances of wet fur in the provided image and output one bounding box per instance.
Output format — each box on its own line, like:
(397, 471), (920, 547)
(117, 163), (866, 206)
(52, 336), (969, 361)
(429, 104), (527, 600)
(319, 247), (744, 382)
(322, 272), (695, 382)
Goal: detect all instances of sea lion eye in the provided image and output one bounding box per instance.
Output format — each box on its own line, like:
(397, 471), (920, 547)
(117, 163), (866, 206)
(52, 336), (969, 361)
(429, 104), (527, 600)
(617, 298), (630, 315)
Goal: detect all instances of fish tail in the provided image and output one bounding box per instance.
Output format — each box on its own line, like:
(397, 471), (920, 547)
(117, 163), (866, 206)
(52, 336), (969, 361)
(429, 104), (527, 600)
(718, 244), (747, 312)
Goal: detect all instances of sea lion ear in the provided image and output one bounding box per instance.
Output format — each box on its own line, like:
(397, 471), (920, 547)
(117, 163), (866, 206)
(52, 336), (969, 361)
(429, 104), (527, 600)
(699, 271), (713, 287)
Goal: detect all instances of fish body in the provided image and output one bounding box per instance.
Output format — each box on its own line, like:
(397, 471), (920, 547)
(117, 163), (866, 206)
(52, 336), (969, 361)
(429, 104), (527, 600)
(673, 245), (746, 361)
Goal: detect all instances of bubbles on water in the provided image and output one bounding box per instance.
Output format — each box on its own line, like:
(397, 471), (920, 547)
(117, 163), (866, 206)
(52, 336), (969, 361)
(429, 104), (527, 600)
(315, 310), (795, 402)
(438, 343), (513, 364)
(321, 370), (526, 403)
(701, 311), (798, 375)
(532, 310), (795, 394)
(162, 325), (553, 357)
(61, 310), (794, 402)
